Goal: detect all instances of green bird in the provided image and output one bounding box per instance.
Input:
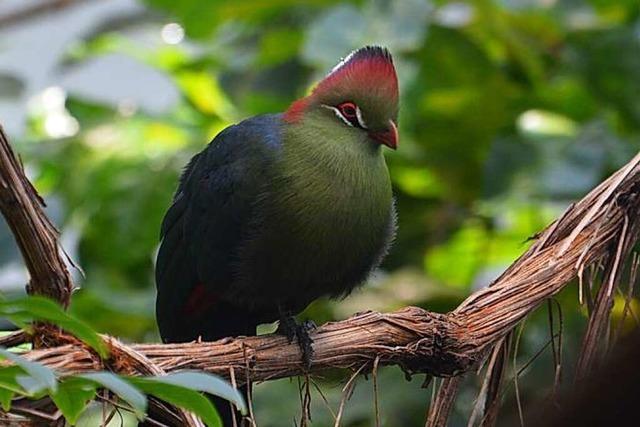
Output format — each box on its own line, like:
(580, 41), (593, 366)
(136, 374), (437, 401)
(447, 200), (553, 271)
(155, 45), (398, 422)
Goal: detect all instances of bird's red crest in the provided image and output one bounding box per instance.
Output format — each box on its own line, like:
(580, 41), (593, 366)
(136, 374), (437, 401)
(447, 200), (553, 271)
(316, 46), (398, 101)
(285, 46), (398, 123)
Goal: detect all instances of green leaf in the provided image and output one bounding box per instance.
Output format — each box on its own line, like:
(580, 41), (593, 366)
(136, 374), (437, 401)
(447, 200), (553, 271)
(51, 377), (97, 425)
(0, 296), (108, 358)
(0, 366), (26, 394)
(157, 371), (246, 415)
(0, 348), (57, 394)
(0, 366), (23, 410)
(0, 387), (13, 411)
(129, 377), (221, 427)
(175, 71), (235, 118)
(78, 372), (147, 419)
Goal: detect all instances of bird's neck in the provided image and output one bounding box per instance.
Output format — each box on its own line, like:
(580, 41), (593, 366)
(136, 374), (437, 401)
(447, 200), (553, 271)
(283, 108), (380, 162)
(277, 109), (392, 228)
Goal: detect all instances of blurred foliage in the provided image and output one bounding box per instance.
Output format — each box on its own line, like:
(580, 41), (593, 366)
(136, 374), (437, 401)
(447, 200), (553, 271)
(1, 0), (640, 425)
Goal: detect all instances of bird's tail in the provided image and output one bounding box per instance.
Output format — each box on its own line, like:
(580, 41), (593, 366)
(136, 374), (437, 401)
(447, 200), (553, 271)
(158, 276), (258, 424)
(156, 201), (259, 425)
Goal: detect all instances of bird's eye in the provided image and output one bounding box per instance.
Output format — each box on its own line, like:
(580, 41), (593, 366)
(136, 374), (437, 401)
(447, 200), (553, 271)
(338, 102), (357, 120)
(333, 102), (367, 129)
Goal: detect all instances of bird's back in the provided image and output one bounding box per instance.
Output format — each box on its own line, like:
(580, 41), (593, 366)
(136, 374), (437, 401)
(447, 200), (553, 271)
(156, 112), (395, 342)
(155, 114), (282, 342)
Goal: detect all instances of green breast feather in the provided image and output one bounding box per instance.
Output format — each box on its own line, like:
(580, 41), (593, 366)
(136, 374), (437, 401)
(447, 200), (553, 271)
(231, 108), (394, 308)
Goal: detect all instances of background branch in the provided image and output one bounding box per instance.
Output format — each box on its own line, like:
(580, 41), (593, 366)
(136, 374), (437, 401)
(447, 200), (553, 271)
(0, 0), (86, 29)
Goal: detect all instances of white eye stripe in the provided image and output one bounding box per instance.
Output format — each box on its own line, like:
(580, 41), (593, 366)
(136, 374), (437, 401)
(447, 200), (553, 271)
(321, 104), (368, 129)
(355, 106), (368, 129)
(322, 104), (353, 127)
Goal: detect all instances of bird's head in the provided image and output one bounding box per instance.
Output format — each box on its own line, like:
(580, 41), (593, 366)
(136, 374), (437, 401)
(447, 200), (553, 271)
(284, 46), (399, 150)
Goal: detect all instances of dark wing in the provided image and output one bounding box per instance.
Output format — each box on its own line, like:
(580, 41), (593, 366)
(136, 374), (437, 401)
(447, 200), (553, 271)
(155, 115), (281, 342)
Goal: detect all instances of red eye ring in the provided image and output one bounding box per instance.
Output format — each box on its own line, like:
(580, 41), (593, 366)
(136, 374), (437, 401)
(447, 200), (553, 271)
(338, 102), (357, 119)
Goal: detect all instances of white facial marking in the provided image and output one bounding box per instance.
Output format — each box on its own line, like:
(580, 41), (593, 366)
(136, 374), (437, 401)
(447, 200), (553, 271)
(355, 106), (367, 129)
(321, 104), (353, 127)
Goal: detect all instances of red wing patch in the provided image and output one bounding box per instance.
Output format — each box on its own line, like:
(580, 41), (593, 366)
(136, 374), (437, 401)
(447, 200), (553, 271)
(182, 283), (219, 316)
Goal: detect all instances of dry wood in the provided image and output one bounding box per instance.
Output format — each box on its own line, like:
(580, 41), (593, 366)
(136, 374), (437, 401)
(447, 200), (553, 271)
(426, 153), (640, 425)
(0, 126), (73, 306)
(1, 122), (640, 425)
(105, 337), (205, 427)
(0, 126), (196, 425)
(424, 377), (461, 427)
(16, 152), (640, 385)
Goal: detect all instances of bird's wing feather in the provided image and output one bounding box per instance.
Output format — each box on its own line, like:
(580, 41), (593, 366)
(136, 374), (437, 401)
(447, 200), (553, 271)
(155, 115), (281, 341)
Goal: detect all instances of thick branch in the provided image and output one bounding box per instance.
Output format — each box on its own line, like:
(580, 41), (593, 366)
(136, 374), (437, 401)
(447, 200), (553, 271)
(17, 146), (640, 383)
(0, 126), (73, 306)
(1, 122), (639, 409)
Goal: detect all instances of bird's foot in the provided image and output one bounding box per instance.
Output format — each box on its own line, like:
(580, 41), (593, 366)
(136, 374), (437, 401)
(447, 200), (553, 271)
(277, 316), (316, 369)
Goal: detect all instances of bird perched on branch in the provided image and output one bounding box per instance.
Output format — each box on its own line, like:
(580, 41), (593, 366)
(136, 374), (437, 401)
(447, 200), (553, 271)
(155, 45), (399, 422)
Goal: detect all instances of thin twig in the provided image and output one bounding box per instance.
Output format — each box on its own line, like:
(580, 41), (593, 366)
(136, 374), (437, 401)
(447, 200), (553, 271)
(467, 337), (504, 427)
(0, 330), (29, 348)
(612, 252), (640, 343)
(230, 367), (239, 427)
(373, 356), (381, 427)
(513, 322), (526, 427)
(425, 377), (462, 427)
(497, 331), (562, 403)
(310, 378), (337, 421)
(551, 299), (563, 400)
(334, 364), (366, 427)
(244, 343), (256, 427)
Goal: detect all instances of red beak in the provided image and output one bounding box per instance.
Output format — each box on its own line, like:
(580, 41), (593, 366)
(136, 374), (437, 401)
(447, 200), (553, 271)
(369, 120), (398, 150)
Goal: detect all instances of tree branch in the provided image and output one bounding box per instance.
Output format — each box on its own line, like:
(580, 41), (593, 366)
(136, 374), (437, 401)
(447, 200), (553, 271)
(1, 122), (639, 424)
(0, 0), (87, 29)
(18, 151), (640, 384)
(0, 126), (73, 307)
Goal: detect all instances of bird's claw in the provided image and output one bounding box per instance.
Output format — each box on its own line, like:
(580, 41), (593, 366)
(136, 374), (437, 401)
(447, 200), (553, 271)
(297, 321), (316, 368)
(276, 315), (298, 342)
(301, 320), (317, 332)
(277, 316), (316, 369)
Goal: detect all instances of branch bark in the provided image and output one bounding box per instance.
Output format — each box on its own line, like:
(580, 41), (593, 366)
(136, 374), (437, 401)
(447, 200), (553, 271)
(1, 124), (640, 423)
(0, 126), (73, 307)
(17, 151), (640, 385)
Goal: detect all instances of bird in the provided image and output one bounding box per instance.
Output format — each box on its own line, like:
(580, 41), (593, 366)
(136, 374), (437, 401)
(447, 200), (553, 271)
(155, 45), (399, 424)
